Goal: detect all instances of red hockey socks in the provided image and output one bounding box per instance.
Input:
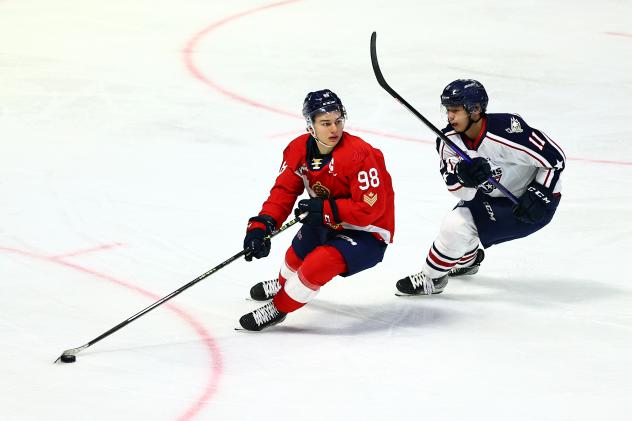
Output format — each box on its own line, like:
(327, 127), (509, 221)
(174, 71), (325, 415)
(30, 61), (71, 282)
(278, 246), (303, 287)
(273, 246), (347, 313)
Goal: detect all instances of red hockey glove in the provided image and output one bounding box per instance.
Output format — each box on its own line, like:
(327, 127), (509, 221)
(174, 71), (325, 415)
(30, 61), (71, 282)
(243, 215), (276, 261)
(294, 198), (341, 228)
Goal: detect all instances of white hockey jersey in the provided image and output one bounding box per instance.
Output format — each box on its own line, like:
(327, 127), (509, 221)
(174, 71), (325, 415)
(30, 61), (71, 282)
(437, 113), (565, 201)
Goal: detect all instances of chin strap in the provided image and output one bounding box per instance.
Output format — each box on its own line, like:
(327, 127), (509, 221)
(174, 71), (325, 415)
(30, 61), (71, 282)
(313, 136), (333, 150)
(460, 113), (482, 134)
(307, 126), (334, 150)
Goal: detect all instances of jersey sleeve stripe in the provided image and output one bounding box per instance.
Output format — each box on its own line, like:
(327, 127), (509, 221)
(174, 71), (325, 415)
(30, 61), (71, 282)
(543, 168), (553, 186)
(547, 171), (561, 190)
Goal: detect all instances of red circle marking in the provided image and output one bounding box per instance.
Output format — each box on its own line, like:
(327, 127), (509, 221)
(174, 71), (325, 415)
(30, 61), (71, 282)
(0, 246), (222, 421)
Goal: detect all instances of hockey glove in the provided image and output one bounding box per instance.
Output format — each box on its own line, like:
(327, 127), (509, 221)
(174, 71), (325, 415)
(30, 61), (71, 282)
(295, 198), (341, 228)
(455, 157), (492, 188)
(512, 182), (553, 224)
(243, 215), (277, 261)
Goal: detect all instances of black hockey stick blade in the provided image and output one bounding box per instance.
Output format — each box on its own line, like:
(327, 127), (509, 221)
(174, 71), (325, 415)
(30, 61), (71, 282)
(370, 32), (398, 99)
(54, 345), (86, 363)
(369, 32), (446, 142)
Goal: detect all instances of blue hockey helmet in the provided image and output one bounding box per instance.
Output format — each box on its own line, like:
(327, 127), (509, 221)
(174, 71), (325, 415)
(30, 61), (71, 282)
(302, 89), (346, 123)
(440, 79), (488, 114)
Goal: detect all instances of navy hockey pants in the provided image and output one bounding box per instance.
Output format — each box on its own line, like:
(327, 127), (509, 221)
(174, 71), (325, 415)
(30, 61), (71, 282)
(291, 225), (388, 276)
(458, 192), (561, 249)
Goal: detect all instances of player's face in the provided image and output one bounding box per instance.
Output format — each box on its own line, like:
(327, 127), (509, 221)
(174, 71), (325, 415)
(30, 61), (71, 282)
(445, 105), (470, 132)
(311, 111), (345, 149)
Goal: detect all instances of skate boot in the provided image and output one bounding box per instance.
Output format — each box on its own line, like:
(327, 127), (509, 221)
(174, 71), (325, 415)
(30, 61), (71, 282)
(396, 271), (448, 296)
(249, 278), (281, 301)
(449, 249), (485, 277)
(239, 302), (287, 331)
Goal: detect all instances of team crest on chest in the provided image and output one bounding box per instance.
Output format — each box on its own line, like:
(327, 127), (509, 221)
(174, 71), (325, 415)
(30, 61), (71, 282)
(363, 191), (378, 207)
(312, 181), (331, 199)
(506, 116), (523, 134)
(480, 167), (503, 194)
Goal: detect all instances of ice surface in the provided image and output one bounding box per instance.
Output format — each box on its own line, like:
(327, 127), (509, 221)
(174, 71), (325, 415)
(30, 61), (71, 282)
(1, 0), (631, 420)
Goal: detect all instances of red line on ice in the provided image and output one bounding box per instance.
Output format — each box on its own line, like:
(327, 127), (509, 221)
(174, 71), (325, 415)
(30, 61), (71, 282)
(0, 245), (222, 421)
(182, 0), (300, 119)
(605, 31), (632, 38)
(49, 242), (125, 259)
(182, 6), (632, 167)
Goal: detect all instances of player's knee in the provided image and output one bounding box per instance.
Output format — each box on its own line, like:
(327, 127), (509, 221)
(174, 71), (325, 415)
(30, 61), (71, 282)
(278, 246), (304, 287)
(299, 246), (347, 287)
(285, 246), (303, 271)
(438, 207), (477, 243)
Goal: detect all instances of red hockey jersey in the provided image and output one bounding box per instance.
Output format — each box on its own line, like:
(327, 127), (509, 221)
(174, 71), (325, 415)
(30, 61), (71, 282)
(259, 132), (395, 243)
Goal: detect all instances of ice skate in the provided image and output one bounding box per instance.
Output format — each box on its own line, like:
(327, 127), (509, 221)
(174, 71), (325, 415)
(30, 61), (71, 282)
(249, 278), (282, 301)
(239, 302), (287, 331)
(449, 249), (485, 277)
(396, 271), (448, 296)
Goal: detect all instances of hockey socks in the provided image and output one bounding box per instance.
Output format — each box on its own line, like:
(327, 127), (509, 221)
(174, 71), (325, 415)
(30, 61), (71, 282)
(279, 246), (303, 287)
(424, 242), (461, 278)
(249, 246), (304, 301)
(449, 248), (485, 277)
(274, 246), (346, 313)
(424, 243), (483, 279)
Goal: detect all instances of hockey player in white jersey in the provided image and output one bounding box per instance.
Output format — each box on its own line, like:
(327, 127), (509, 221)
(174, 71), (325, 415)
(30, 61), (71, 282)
(396, 79), (565, 295)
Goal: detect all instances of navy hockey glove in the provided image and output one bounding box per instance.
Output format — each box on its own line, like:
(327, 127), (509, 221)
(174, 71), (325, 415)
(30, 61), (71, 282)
(243, 215), (276, 261)
(512, 182), (553, 224)
(295, 198), (341, 228)
(455, 157), (492, 188)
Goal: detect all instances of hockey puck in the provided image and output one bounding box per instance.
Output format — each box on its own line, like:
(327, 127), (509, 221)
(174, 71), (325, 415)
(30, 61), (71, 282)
(60, 354), (76, 363)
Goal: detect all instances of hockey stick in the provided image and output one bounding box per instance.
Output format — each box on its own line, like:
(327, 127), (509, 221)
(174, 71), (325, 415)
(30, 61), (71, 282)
(369, 32), (519, 205)
(54, 215), (303, 363)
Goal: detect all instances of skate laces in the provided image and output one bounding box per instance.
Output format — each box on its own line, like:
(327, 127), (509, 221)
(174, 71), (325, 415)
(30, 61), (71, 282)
(252, 303), (280, 326)
(262, 279), (281, 297)
(409, 272), (434, 294)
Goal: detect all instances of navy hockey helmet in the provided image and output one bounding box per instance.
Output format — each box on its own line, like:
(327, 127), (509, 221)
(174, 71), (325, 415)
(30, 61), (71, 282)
(302, 89), (346, 123)
(440, 79), (488, 114)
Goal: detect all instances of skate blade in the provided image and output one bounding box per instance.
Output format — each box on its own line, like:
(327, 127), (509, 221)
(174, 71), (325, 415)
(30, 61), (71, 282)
(245, 297), (273, 302)
(394, 291), (443, 297)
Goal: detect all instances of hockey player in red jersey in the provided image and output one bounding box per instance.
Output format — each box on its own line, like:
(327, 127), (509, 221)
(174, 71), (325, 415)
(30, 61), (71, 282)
(240, 89), (395, 331)
(396, 79), (565, 296)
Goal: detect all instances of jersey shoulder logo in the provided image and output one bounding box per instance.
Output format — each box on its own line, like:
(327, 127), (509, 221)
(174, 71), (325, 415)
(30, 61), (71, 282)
(505, 116), (523, 133)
